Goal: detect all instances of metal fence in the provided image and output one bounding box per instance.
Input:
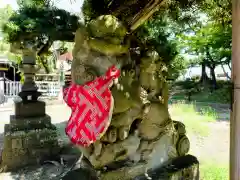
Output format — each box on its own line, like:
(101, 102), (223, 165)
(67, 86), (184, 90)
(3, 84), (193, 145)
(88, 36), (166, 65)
(5, 81), (22, 97)
(35, 81), (61, 97)
(0, 80), (61, 105)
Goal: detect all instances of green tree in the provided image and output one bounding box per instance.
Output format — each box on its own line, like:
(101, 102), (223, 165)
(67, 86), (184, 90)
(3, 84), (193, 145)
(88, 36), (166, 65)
(198, 0), (232, 72)
(199, 0), (231, 25)
(181, 22), (231, 88)
(172, 0), (232, 86)
(3, 0), (204, 46)
(3, 0), (202, 76)
(2, 0), (79, 73)
(0, 5), (14, 28)
(0, 5), (14, 53)
(135, 10), (197, 81)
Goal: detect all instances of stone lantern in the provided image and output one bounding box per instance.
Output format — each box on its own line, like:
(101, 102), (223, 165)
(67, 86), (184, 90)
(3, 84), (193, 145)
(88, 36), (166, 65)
(1, 44), (60, 171)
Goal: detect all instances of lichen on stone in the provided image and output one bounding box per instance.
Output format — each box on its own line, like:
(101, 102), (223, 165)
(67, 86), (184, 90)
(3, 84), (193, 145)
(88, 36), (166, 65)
(68, 14), (193, 179)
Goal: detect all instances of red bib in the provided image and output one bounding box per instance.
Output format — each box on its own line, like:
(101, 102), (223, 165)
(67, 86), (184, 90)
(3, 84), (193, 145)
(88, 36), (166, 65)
(63, 66), (120, 147)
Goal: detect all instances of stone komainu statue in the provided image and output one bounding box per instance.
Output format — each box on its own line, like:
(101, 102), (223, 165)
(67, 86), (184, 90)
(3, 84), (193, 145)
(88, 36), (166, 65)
(69, 15), (198, 180)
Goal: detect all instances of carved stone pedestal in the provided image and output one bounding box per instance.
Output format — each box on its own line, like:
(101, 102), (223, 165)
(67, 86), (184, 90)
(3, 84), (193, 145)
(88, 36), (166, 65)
(14, 101), (45, 118)
(91, 155), (199, 180)
(1, 101), (60, 171)
(60, 155), (199, 180)
(0, 45), (61, 171)
(133, 155), (199, 180)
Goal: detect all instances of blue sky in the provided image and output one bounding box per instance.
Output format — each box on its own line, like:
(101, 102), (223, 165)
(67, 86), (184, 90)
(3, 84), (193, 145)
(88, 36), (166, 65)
(0, 0), (84, 13)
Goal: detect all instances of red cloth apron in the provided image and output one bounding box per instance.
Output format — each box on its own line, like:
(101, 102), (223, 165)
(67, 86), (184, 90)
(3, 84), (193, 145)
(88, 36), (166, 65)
(63, 65), (120, 147)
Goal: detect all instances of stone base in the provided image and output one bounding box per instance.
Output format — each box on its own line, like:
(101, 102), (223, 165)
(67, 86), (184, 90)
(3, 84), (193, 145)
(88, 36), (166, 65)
(5, 115), (55, 133)
(99, 155), (199, 180)
(1, 115), (60, 171)
(14, 101), (45, 118)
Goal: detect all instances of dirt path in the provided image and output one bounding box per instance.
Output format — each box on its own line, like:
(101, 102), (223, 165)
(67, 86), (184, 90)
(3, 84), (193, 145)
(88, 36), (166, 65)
(189, 121), (229, 164)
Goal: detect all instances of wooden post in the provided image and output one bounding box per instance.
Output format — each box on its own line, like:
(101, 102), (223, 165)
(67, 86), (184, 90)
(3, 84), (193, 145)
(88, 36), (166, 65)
(230, 0), (240, 179)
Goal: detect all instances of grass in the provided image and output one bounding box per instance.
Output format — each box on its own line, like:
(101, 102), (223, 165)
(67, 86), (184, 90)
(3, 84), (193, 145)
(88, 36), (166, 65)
(170, 80), (231, 104)
(170, 102), (229, 180)
(171, 90), (230, 104)
(170, 102), (218, 136)
(200, 161), (229, 180)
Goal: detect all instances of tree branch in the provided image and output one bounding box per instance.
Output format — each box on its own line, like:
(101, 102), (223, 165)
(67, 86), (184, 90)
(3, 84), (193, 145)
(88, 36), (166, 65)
(129, 0), (167, 31)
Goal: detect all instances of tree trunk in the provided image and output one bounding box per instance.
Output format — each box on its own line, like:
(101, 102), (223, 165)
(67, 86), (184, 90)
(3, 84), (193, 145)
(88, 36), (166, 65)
(52, 52), (57, 70)
(39, 56), (50, 74)
(82, 0), (167, 31)
(228, 62), (232, 71)
(210, 66), (217, 90)
(221, 64), (231, 80)
(200, 62), (209, 87)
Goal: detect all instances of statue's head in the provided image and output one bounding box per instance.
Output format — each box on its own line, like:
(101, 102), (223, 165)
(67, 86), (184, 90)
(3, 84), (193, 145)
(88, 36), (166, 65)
(72, 15), (130, 84)
(87, 15), (128, 49)
(86, 15), (130, 67)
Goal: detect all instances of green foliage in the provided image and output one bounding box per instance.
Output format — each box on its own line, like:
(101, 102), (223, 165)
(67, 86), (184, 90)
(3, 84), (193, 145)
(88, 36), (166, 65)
(191, 75), (201, 81)
(0, 5), (13, 53)
(168, 55), (188, 80)
(206, 84), (231, 103)
(2, 1), (79, 74)
(177, 0), (232, 70)
(180, 22), (231, 68)
(176, 79), (199, 90)
(17, 0), (52, 8)
(7, 51), (52, 74)
(59, 42), (75, 52)
(136, 15), (188, 80)
(172, 79), (231, 103)
(2, 0), (231, 81)
(7, 52), (25, 82)
(82, 0), (203, 23)
(0, 41), (10, 52)
(200, 162), (228, 180)
(3, 7), (79, 45)
(7, 52), (22, 64)
(0, 5), (14, 29)
(199, 0), (231, 25)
